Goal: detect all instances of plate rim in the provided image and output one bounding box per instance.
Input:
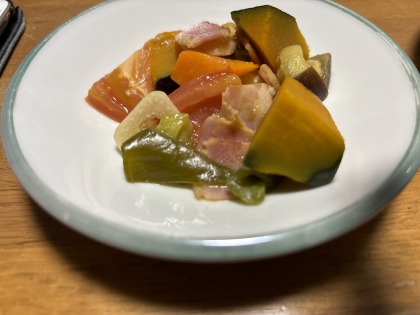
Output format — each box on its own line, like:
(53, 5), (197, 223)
(2, 0), (420, 262)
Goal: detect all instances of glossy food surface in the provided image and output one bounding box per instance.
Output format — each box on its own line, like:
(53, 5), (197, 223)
(231, 5), (310, 72)
(2, 0), (419, 262)
(3, 1), (420, 314)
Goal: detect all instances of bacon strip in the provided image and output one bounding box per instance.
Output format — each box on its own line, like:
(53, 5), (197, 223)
(258, 64), (281, 91)
(175, 22), (231, 49)
(193, 185), (236, 201)
(198, 114), (254, 150)
(220, 83), (275, 131)
(194, 83), (276, 201)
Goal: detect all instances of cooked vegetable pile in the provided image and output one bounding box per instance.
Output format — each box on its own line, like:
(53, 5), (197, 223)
(86, 5), (345, 204)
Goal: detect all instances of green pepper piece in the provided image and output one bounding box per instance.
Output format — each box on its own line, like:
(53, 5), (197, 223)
(227, 169), (281, 204)
(122, 129), (233, 184)
(155, 113), (193, 146)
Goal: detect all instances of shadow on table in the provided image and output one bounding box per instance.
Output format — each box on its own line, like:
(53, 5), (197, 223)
(411, 30), (420, 71)
(29, 195), (393, 315)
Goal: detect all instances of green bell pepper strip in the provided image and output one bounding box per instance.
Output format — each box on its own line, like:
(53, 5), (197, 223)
(155, 113), (194, 147)
(122, 129), (281, 204)
(227, 169), (281, 205)
(122, 129), (233, 184)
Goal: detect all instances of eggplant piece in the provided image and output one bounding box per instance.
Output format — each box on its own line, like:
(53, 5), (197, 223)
(278, 45), (329, 101)
(309, 53), (332, 88)
(294, 66), (328, 101)
(155, 76), (180, 94)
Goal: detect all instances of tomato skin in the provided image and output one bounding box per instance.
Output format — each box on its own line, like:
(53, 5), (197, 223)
(86, 44), (153, 122)
(85, 77), (128, 122)
(186, 95), (222, 146)
(168, 68), (241, 109)
(168, 68), (242, 146)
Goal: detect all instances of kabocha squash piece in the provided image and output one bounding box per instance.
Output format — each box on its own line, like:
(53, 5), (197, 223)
(243, 77), (345, 186)
(309, 53), (332, 88)
(171, 51), (259, 85)
(278, 45), (328, 101)
(231, 5), (309, 73)
(147, 31), (183, 88)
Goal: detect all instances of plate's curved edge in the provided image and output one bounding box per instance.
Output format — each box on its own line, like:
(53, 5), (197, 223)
(2, 0), (420, 263)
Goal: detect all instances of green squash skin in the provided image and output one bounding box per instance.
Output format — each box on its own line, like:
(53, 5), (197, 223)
(308, 53), (332, 88)
(243, 152), (342, 187)
(231, 5), (310, 72)
(306, 155), (343, 186)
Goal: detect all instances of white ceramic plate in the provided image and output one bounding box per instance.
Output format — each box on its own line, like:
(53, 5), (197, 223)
(2, 0), (420, 262)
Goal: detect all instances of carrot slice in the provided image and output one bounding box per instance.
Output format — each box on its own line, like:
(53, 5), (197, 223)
(171, 51), (259, 85)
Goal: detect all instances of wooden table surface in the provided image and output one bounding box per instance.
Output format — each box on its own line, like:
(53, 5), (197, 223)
(1, 0), (420, 314)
